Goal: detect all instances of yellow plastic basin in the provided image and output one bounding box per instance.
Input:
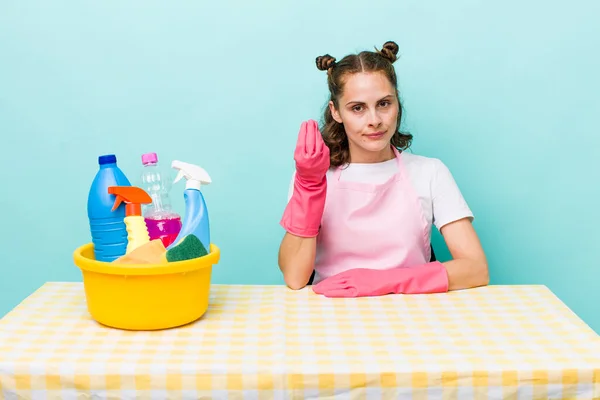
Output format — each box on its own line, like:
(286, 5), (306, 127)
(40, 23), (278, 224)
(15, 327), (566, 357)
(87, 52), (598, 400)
(73, 242), (220, 331)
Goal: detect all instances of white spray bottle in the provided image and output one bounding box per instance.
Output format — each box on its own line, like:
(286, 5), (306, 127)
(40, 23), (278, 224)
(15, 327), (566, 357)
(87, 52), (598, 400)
(167, 160), (212, 251)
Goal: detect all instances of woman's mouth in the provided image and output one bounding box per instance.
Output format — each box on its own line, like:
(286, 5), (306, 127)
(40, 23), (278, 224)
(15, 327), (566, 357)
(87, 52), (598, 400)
(365, 131), (385, 139)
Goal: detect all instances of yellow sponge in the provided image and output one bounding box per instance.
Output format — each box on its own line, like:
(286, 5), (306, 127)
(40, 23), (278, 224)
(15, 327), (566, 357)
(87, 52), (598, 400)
(113, 239), (167, 264)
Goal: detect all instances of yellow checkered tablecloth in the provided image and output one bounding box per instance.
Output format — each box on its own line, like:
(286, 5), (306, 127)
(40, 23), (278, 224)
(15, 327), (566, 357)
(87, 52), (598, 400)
(0, 283), (599, 399)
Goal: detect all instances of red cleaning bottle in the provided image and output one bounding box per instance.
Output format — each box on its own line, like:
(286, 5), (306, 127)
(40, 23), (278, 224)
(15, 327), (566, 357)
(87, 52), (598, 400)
(140, 152), (182, 247)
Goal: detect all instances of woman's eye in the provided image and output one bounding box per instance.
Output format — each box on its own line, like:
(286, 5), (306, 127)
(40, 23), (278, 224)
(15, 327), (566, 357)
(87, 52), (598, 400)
(379, 101), (390, 107)
(352, 105), (363, 112)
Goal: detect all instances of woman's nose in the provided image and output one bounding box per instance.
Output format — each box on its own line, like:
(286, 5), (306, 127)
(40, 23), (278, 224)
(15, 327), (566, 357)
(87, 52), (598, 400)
(368, 109), (383, 127)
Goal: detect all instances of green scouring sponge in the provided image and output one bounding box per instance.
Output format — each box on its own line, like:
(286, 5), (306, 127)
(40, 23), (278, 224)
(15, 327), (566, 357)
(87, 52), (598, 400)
(166, 234), (208, 262)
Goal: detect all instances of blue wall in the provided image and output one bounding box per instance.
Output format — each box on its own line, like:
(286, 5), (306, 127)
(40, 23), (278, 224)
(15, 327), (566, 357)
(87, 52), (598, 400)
(1, 1), (598, 332)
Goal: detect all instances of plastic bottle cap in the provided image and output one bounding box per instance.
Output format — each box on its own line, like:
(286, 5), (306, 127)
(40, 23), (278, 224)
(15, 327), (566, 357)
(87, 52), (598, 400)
(142, 152), (158, 165)
(99, 154), (117, 165)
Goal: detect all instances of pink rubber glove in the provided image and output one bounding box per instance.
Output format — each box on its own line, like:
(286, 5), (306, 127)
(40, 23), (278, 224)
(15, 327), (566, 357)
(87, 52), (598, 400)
(280, 120), (330, 237)
(312, 262), (449, 297)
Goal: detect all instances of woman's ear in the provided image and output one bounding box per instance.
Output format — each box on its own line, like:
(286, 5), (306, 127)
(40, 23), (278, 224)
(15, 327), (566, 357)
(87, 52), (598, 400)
(329, 101), (343, 124)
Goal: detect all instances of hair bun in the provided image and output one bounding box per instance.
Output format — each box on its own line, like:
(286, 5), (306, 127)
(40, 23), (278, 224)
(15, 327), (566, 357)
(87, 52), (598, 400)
(379, 41), (399, 63)
(316, 54), (337, 71)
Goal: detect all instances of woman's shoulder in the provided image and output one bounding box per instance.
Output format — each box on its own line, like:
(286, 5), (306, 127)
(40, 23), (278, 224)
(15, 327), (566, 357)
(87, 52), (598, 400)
(400, 151), (449, 177)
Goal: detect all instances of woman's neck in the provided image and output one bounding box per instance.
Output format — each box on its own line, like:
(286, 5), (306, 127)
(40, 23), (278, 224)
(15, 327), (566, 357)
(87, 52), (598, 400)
(349, 144), (395, 164)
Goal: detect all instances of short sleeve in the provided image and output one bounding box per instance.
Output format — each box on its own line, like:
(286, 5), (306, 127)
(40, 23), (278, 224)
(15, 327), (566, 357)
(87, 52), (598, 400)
(431, 159), (474, 230)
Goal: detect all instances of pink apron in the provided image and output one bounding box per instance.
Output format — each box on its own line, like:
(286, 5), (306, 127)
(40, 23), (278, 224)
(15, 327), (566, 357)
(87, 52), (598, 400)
(313, 146), (431, 284)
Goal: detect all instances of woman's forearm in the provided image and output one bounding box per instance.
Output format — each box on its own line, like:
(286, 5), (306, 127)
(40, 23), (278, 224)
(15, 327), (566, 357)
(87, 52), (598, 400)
(442, 258), (489, 291)
(438, 218), (489, 291)
(278, 233), (317, 290)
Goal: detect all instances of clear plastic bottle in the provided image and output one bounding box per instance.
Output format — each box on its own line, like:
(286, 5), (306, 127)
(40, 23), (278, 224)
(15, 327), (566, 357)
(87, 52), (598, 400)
(140, 152), (182, 247)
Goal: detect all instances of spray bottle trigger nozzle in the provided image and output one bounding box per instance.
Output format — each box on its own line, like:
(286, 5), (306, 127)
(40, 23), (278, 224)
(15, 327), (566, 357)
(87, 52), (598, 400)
(171, 160), (212, 190)
(107, 186), (152, 217)
(174, 169), (186, 184)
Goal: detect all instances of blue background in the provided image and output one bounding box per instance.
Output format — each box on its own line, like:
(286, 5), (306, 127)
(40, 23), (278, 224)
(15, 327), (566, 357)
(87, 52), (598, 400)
(1, 1), (598, 332)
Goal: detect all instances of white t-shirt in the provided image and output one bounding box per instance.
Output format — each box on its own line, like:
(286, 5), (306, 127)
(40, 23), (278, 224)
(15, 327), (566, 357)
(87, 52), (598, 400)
(287, 152), (474, 232)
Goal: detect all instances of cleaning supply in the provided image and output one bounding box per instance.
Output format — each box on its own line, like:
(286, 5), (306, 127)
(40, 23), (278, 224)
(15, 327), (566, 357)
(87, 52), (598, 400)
(140, 152), (182, 248)
(166, 234), (208, 262)
(168, 160), (212, 251)
(73, 241), (221, 331)
(312, 262), (449, 298)
(87, 154), (132, 262)
(113, 239), (167, 264)
(107, 186), (152, 254)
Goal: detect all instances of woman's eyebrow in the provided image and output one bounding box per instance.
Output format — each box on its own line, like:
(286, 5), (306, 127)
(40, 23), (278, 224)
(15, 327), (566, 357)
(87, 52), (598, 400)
(345, 94), (394, 107)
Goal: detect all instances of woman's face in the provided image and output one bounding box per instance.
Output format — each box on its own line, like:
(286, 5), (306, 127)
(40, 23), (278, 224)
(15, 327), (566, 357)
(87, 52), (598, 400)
(329, 71), (399, 163)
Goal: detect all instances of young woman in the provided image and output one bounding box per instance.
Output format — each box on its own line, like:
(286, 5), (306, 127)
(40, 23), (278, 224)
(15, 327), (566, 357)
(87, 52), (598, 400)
(278, 41), (488, 297)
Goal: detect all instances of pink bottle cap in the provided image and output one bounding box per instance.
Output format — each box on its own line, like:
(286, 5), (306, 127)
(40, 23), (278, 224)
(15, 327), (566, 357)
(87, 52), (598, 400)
(142, 152), (158, 165)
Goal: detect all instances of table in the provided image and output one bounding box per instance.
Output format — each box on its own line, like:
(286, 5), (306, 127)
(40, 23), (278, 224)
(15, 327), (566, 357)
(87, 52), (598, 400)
(0, 282), (599, 399)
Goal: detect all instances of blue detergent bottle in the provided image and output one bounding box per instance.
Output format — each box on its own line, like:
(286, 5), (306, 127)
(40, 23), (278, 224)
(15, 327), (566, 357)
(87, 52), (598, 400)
(87, 154), (132, 262)
(168, 160), (212, 251)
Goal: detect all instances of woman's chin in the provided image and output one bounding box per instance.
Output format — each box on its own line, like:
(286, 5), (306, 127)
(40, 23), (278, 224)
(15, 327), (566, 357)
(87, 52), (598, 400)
(361, 139), (392, 153)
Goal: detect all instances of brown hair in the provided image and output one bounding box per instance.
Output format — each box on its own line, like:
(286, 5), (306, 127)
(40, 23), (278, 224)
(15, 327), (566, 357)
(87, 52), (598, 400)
(315, 41), (412, 167)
